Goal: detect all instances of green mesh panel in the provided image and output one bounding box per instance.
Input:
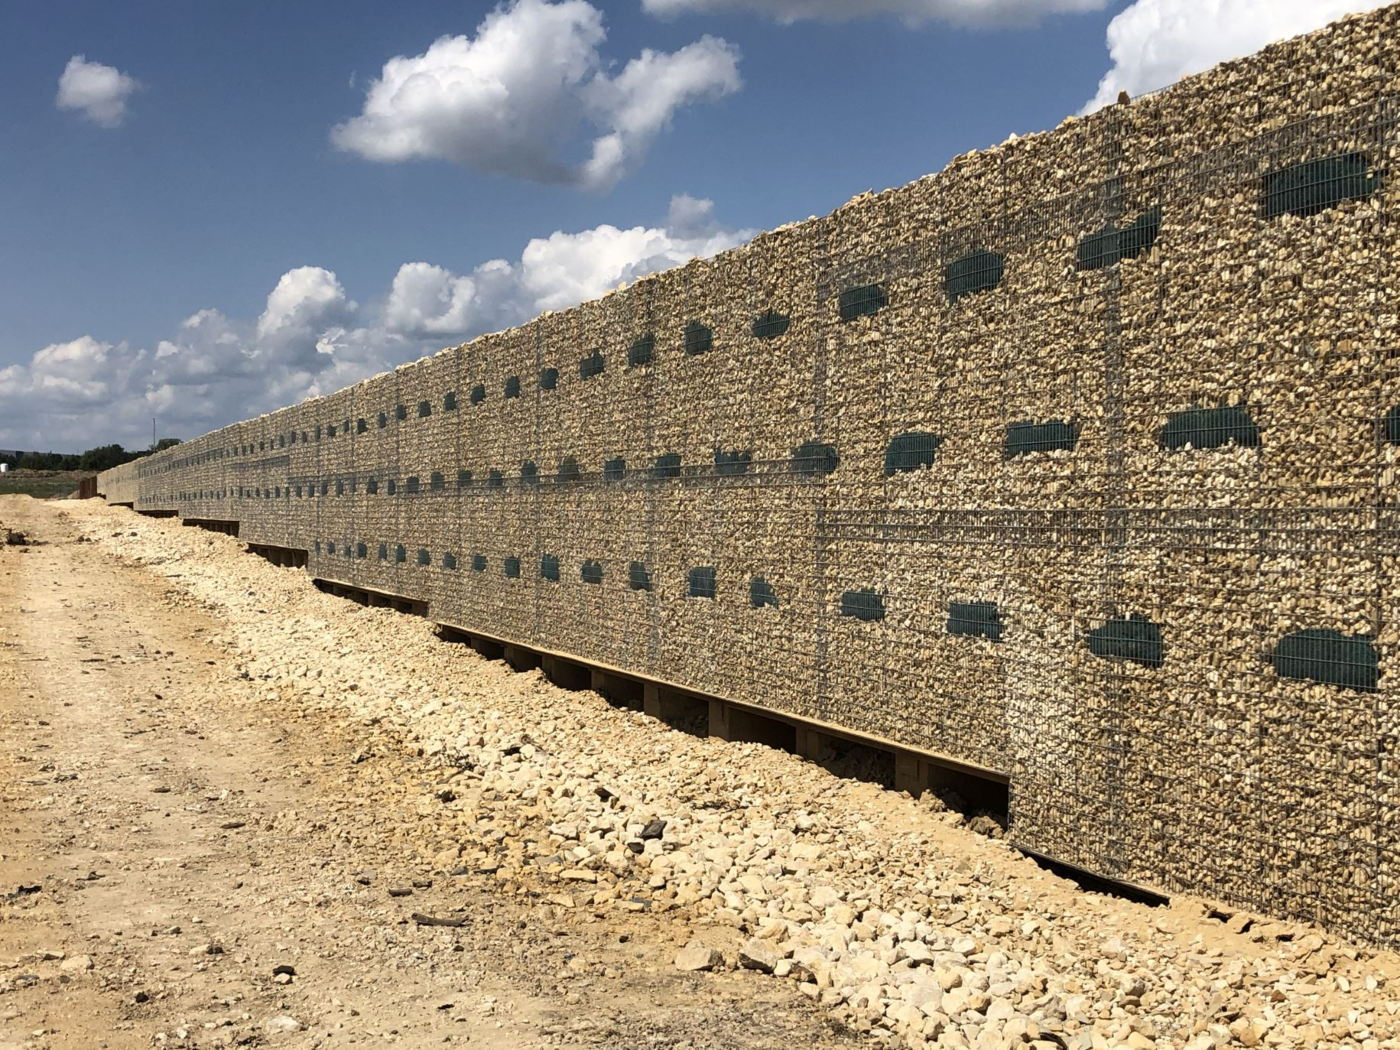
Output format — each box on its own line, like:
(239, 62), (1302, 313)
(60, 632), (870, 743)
(945, 249), (1004, 302)
(684, 321), (713, 355)
(792, 440), (838, 475)
(1263, 152), (1380, 219)
(556, 456), (582, 483)
(444, 391), (458, 410)
(378, 412), (388, 428)
(539, 367), (559, 390)
(1005, 420), (1079, 458)
(417, 548), (430, 565)
(430, 471), (444, 490)
(356, 418), (367, 434)
(1159, 406), (1260, 451)
(504, 376), (520, 399)
(504, 556), (520, 578)
(1076, 206), (1161, 271)
(418, 400), (431, 417)
(581, 560), (603, 585)
(472, 554), (486, 572)
(1088, 614), (1162, 668)
(487, 469), (503, 488)
(688, 566), (716, 599)
(541, 554), (560, 581)
(752, 310), (790, 339)
(603, 457), (626, 482)
(470, 385), (486, 406)
(395, 544), (407, 564)
(749, 577), (778, 609)
(948, 601), (1003, 642)
(378, 543), (388, 561)
(1273, 629), (1377, 691)
(1384, 404), (1400, 445)
(714, 448), (752, 476)
(840, 588), (884, 621)
(443, 552), (457, 569)
(838, 284), (887, 321)
(405, 476), (420, 493)
(395, 404), (407, 421)
(627, 333), (655, 368)
(579, 349), (605, 380)
(653, 452), (682, 479)
(356, 542), (368, 559)
(521, 461), (539, 485)
(884, 432), (942, 475)
(628, 561), (652, 591)
(457, 470), (473, 488)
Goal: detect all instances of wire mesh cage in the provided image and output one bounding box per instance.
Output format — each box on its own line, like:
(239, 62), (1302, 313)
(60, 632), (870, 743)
(1261, 151), (1382, 219)
(944, 249), (1004, 303)
(838, 283), (888, 322)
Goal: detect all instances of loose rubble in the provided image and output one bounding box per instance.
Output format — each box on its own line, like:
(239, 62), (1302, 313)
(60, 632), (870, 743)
(53, 501), (1400, 1049)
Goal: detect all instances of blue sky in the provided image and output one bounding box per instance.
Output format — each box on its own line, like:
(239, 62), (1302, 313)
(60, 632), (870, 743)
(0, 0), (1377, 451)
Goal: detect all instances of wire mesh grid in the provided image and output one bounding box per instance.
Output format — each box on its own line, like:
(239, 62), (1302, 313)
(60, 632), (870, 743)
(103, 78), (1400, 943)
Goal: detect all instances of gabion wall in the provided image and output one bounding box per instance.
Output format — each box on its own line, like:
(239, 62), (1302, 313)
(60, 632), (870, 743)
(101, 6), (1400, 944)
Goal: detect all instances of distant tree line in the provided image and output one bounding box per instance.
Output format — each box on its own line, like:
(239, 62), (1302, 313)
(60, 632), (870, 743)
(7, 437), (182, 472)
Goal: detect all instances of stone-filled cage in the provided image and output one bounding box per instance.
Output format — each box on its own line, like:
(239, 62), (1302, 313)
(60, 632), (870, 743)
(100, 7), (1400, 945)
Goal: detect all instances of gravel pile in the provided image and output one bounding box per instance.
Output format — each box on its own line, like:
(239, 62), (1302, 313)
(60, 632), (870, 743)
(70, 502), (1400, 1050)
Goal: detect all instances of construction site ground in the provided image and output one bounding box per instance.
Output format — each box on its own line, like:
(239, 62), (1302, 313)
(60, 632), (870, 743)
(1, 495), (1398, 1050)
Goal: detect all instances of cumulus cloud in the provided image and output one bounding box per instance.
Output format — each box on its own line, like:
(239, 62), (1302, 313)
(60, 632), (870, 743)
(1082, 0), (1386, 112)
(256, 267), (358, 369)
(331, 0), (741, 190)
(0, 196), (749, 450)
(0, 336), (154, 451)
(384, 194), (751, 340)
(383, 263), (482, 337)
(55, 55), (140, 127)
(640, 0), (1105, 26)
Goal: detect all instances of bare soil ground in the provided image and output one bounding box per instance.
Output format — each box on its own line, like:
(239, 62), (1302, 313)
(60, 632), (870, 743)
(0, 498), (865, 1049)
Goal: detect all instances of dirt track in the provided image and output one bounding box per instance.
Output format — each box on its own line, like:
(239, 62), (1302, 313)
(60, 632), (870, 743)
(0, 498), (863, 1049)
(5, 495), (1400, 1050)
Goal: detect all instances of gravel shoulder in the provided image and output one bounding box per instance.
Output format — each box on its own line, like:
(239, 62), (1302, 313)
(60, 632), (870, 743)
(3, 495), (1400, 1050)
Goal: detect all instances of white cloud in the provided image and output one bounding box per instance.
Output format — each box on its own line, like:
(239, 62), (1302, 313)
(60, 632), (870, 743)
(519, 193), (749, 310)
(1082, 0), (1386, 112)
(640, 0), (1106, 26)
(0, 196), (749, 450)
(256, 267), (358, 370)
(55, 55), (140, 128)
(576, 37), (742, 190)
(384, 263), (481, 337)
(385, 194), (751, 341)
(331, 0), (741, 190)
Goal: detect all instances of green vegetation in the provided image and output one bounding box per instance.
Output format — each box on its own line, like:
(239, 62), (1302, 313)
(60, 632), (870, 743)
(0, 473), (81, 499)
(7, 438), (182, 473)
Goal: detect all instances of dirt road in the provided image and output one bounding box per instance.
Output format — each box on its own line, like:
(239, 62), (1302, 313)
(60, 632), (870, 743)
(0, 498), (863, 1049)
